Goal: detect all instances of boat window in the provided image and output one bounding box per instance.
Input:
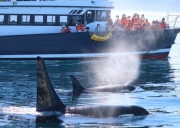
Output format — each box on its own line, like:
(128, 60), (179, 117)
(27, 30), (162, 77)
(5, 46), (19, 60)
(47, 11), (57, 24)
(96, 10), (110, 21)
(71, 16), (82, 25)
(87, 11), (92, 18)
(8, 15), (17, 25)
(0, 15), (4, 24)
(34, 15), (43, 25)
(59, 16), (68, 25)
(76, 10), (83, 14)
(69, 10), (74, 14)
(21, 15), (30, 25)
(72, 10), (78, 14)
(47, 15), (56, 25)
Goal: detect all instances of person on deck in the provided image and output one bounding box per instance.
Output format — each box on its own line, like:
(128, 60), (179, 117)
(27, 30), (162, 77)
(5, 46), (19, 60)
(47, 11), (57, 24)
(114, 15), (121, 26)
(76, 20), (84, 32)
(160, 18), (167, 29)
(139, 24), (146, 32)
(131, 24), (138, 32)
(144, 19), (150, 26)
(121, 14), (128, 27)
(95, 24), (101, 32)
(140, 14), (145, 22)
(126, 20), (132, 31)
(108, 16), (114, 30)
(83, 27), (90, 32)
(105, 23), (111, 32)
(60, 25), (66, 33)
(132, 13), (138, 26)
(64, 25), (71, 33)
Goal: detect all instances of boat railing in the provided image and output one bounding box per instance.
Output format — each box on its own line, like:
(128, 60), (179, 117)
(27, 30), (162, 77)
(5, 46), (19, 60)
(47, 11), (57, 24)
(165, 14), (180, 29)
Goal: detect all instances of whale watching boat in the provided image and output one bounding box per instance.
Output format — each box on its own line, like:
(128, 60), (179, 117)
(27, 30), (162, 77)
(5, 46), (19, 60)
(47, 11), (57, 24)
(0, 0), (180, 60)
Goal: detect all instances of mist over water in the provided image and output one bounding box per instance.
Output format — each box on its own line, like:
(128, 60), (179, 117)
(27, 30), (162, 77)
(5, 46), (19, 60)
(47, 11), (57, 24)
(90, 44), (140, 85)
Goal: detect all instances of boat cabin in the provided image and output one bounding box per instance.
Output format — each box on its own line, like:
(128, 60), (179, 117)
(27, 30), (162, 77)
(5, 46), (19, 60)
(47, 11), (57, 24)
(0, 0), (114, 36)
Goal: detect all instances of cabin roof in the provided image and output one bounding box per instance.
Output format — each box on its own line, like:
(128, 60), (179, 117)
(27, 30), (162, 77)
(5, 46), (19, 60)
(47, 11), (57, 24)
(0, 0), (114, 9)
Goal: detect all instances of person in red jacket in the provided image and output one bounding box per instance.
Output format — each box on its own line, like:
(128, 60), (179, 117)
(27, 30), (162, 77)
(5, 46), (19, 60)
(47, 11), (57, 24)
(64, 25), (71, 33)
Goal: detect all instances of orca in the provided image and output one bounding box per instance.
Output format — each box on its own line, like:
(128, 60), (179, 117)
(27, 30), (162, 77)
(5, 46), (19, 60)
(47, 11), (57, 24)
(36, 115), (63, 127)
(36, 56), (149, 118)
(70, 75), (136, 94)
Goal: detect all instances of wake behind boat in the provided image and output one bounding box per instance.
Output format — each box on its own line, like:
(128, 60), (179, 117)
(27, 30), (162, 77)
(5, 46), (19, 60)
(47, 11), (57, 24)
(0, 0), (180, 60)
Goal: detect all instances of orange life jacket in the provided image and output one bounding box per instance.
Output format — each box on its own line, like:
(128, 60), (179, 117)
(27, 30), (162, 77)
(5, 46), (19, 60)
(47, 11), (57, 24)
(132, 18), (138, 25)
(126, 22), (132, 31)
(77, 24), (83, 30)
(160, 22), (166, 29)
(121, 18), (128, 26)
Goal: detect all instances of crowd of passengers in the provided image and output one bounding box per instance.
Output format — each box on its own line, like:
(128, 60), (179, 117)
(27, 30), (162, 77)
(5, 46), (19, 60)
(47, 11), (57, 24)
(60, 13), (170, 33)
(106, 13), (169, 32)
(60, 20), (89, 33)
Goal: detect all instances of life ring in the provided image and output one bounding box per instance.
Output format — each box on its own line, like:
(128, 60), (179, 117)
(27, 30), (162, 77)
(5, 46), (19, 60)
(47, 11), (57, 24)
(91, 32), (112, 42)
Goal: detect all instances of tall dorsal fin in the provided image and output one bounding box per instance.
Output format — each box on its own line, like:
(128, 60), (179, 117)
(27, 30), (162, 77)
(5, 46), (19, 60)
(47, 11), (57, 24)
(70, 75), (85, 92)
(36, 56), (66, 113)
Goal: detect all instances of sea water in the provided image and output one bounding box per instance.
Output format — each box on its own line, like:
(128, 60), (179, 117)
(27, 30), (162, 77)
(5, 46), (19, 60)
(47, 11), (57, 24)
(0, 34), (180, 127)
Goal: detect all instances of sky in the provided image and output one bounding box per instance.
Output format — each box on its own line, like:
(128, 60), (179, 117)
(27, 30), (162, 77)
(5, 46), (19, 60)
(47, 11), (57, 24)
(112, 0), (180, 13)
(111, 0), (180, 26)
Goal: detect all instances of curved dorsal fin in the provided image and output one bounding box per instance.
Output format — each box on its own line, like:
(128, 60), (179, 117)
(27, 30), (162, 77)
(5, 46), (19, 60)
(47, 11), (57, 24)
(36, 56), (66, 113)
(70, 75), (85, 92)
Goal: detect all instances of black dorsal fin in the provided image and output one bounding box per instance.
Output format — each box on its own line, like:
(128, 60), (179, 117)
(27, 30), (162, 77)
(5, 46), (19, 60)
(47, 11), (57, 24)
(70, 75), (85, 92)
(36, 56), (66, 113)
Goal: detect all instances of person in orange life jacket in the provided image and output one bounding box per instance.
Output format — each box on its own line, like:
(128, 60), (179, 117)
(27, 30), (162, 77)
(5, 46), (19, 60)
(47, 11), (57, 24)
(114, 15), (121, 25)
(160, 18), (167, 29)
(126, 20), (132, 31)
(76, 20), (84, 32)
(137, 20), (142, 30)
(132, 14), (138, 26)
(95, 24), (101, 32)
(121, 14), (128, 27)
(144, 19), (150, 26)
(60, 25), (66, 33)
(132, 13), (137, 24)
(64, 25), (71, 33)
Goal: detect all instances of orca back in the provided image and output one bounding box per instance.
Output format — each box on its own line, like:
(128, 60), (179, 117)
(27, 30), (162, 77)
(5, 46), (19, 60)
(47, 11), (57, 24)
(36, 56), (66, 113)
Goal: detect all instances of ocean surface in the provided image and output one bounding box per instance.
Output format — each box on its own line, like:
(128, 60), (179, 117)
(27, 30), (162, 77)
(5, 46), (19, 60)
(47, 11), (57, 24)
(0, 34), (180, 128)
